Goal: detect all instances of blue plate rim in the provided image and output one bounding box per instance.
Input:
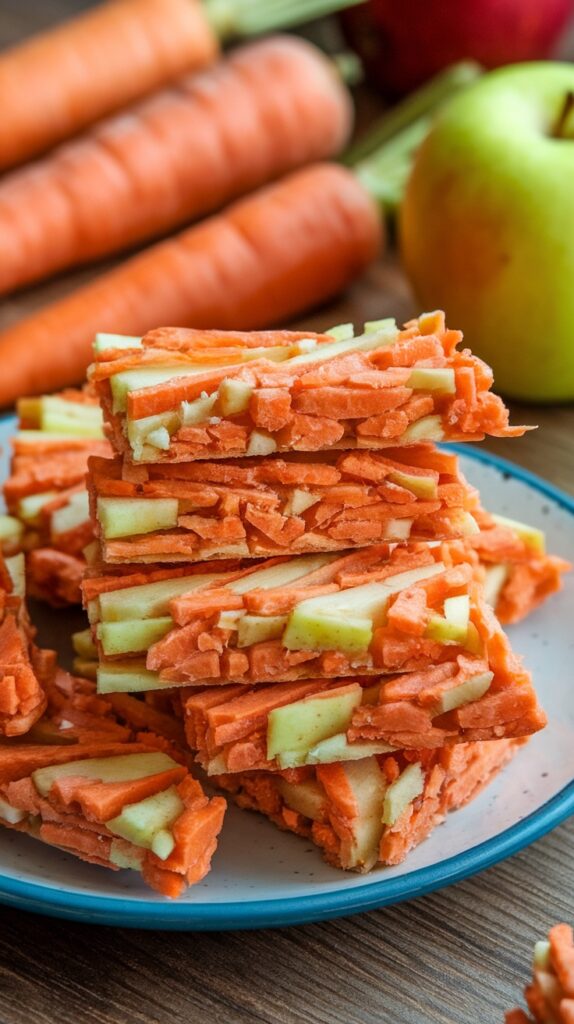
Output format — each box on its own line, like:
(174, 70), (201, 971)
(0, 440), (573, 929)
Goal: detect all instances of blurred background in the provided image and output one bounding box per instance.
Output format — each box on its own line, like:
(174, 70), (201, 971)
(0, 0), (573, 488)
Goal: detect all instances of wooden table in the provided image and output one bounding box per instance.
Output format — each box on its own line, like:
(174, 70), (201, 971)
(0, 7), (573, 1023)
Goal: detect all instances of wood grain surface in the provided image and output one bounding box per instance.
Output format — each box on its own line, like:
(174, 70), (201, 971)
(0, 6), (573, 1024)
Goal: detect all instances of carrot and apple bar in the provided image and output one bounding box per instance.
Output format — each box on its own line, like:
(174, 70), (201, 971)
(3, 389), (111, 605)
(89, 313), (527, 465)
(468, 508), (571, 625)
(0, 550), (52, 737)
(87, 443), (480, 563)
(84, 543), (544, 697)
(506, 924), (574, 1024)
(215, 737), (524, 872)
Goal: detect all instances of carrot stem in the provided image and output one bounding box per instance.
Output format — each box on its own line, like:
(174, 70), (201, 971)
(205, 0), (365, 39)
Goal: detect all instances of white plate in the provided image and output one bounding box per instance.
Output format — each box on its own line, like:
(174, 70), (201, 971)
(0, 420), (573, 929)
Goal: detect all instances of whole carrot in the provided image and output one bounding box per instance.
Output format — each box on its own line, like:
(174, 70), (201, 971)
(0, 0), (363, 171)
(0, 37), (352, 296)
(0, 164), (383, 405)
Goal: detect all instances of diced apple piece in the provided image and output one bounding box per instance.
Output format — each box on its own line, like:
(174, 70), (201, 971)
(17, 490), (58, 524)
(464, 621), (483, 655)
(97, 617), (173, 656)
(39, 396), (104, 438)
(145, 427), (171, 451)
(51, 491), (90, 537)
(33, 751), (179, 797)
(94, 333), (142, 353)
(407, 368), (456, 394)
(0, 514), (23, 547)
(306, 732), (396, 764)
(5, 553), (25, 599)
(268, 683), (363, 760)
(388, 469), (438, 499)
(283, 609), (373, 657)
(106, 785), (183, 852)
(483, 563), (510, 609)
(0, 797), (26, 825)
(97, 660), (164, 693)
(228, 554), (334, 595)
(401, 415), (445, 443)
(277, 778), (327, 821)
(97, 497), (179, 539)
(457, 511), (480, 536)
(218, 378), (253, 416)
(444, 594), (470, 631)
(217, 609), (245, 631)
(363, 318), (391, 334)
(338, 757), (388, 871)
(382, 762), (425, 826)
(288, 320), (398, 366)
(425, 614), (467, 644)
(112, 365), (206, 414)
(533, 940), (551, 970)
(109, 839), (144, 870)
(283, 489), (320, 517)
(127, 411), (180, 455)
(383, 518), (413, 541)
(98, 573), (220, 622)
(72, 628), (97, 660)
(151, 828), (176, 860)
(491, 513), (546, 555)
(241, 345), (292, 363)
(438, 671), (493, 714)
(237, 614), (287, 648)
(326, 322), (354, 341)
(246, 430), (277, 456)
(180, 392), (218, 425)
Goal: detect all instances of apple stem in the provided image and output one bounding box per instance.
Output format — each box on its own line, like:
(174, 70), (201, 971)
(553, 90), (574, 139)
(343, 61), (482, 216)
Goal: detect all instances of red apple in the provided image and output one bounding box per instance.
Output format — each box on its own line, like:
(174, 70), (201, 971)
(340, 0), (574, 97)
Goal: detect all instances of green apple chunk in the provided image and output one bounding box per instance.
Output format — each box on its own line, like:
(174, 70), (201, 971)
(228, 554), (334, 595)
(483, 563), (510, 608)
(0, 796), (26, 825)
(109, 839), (144, 871)
(438, 670), (493, 714)
(383, 518), (413, 541)
(287, 319), (398, 366)
(217, 378), (253, 416)
(98, 573), (220, 622)
(326, 322), (354, 341)
(97, 496), (179, 540)
(401, 414), (445, 443)
(94, 333), (142, 354)
(39, 396), (104, 438)
(382, 762), (425, 826)
(0, 514), (23, 547)
(6, 553), (25, 599)
(236, 614), (287, 648)
(283, 489), (320, 517)
(388, 469), (438, 499)
(112, 365), (209, 414)
(277, 778), (327, 822)
(33, 751), (179, 798)
(97, 617), (173, 657)
(305, 732), (396, 765)
(246, 430), (277, 456)
(180, 392), (218, 425)
(491, 513), (546, 554)
(17, 490), (58, 524)
(106, 785), (183, 856)
(268, 683), (363, 761)
(340, 757), (388, 871)
(97, 660), (164, 694)
(72, 628), (97, 660)
(426, 594), (470, 644)
(533, 941), (551, 971)
(51, 490), (90, 536)
(284, 563), (445, 655)
(407, 367), (456, 394)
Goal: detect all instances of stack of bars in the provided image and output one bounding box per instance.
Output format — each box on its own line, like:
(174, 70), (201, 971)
(80, 310), (565, 878)
(0, 311), (568, 894)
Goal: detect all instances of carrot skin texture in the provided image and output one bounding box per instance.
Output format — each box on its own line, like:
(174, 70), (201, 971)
(0, 0), (218, 171)
(0, 36), (353, 295)
(0, 164), (383, 405)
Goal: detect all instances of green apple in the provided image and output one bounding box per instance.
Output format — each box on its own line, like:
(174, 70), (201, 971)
(401, 62), (574, 401)
(0, 796), (26, 825)
(97, 496), (179, 539)
(97, 617), (173, 656)
(246, 430), (277, 456)
(407, 368), (455, 394)
(491, 513), (546, 554)
(287, 319), (397, 366)
(337, 757), (387, 871)
(217, 378), (253, 416)
(98, 572), (219, 622)
(326, 322), (354, 341)
(438, 670), (493, 713)
(382, 762), (424, 826)
(109, 840), (144, 870)
(267, 683), (363, 763)
(5, 553), (25, 599)
(106, 785), (183, 857)
(387, 469), (438, 499)
(533, 941), (551, 970)
(277, 778), (327, 821)
(236, 614), (288, 648)
(227, 554), (334, 595)
(32, 751), (178, 797)
(483, 563), (510, 609)
(94, 333), (142, 354)
(305, 732), (396, 764)
(0, 514), (23, 548)
(51, 491), (90, 536)
(283, 489), (320, 517)
(18, 490), (58, 524)
(111, 365), (206, 414)
(400, 414), (444, 443)
(97, 660), (164, 693)
(72, 628), (98, 660)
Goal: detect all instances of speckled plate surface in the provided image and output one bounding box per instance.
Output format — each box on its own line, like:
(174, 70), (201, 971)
(0, 420), (573, 930)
